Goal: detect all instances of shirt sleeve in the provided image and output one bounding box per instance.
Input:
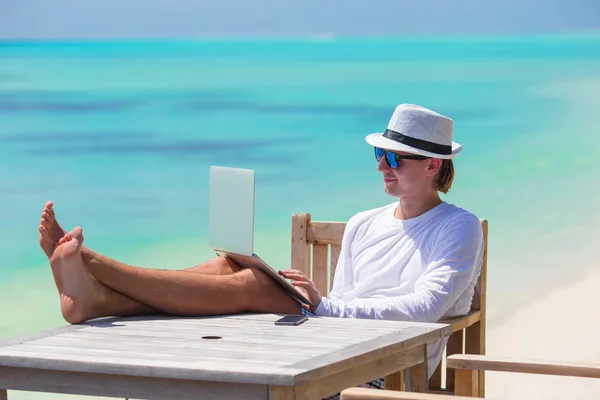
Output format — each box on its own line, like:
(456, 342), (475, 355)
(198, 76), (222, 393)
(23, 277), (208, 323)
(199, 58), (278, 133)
(315, 214), (484, 322)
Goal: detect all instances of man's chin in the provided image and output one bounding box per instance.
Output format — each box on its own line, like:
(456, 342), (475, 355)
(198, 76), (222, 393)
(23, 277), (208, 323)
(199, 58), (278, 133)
(384, 184), (399, 196)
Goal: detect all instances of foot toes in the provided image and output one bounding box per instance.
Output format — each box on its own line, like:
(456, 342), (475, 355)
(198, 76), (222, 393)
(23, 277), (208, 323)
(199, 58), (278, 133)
(42, 211), (52, 222)
(58, 234), (70, 245)
(70, 226), (83, 239)
(39, 225), (47, 233)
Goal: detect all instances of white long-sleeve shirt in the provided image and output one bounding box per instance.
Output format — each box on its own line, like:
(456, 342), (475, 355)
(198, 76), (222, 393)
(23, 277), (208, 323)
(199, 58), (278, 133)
(315, 201), (484, 377)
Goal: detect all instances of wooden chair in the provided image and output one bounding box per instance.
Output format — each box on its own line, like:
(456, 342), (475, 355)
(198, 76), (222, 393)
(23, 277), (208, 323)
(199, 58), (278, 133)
(340, 354), (600, 399)
(446, 354), (600, 397)
(340, 388), (483, 399)
(290, 213), (489, 395)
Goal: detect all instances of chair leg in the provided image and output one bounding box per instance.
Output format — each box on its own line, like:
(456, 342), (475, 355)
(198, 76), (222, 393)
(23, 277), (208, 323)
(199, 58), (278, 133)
(455, 369), (478, 397)
(465, 321), (485, 397)
(445, 330), (464, 391)
(428, 362), (442, 390)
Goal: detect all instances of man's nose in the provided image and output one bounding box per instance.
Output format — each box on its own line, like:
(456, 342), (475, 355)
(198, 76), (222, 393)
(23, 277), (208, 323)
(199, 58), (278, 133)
(377, 156), (389, 172)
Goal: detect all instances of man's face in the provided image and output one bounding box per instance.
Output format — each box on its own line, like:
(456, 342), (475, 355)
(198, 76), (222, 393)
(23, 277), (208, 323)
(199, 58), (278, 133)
(376, 148), (441, 197)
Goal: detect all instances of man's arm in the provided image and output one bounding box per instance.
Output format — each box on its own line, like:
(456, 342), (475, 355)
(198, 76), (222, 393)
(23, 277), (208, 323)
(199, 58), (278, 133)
(315, 216), (484, 322)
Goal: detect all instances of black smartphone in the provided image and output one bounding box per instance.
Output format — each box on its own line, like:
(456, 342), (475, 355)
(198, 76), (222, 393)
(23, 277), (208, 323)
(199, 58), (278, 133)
(274, 315), (308, 326)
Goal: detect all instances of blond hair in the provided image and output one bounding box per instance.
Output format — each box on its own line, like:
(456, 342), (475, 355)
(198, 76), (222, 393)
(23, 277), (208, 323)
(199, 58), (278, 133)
(436, 159), (454, 194)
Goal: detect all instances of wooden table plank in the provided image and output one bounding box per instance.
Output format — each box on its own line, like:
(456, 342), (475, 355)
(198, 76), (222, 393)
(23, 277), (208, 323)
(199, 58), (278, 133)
(0, 354), (302, 385)
(47, 331), (348, 350)
(0, 324), (86, 349)
(0, 366), (268, 400)
(75, 324), (380, 344)
(103, 321), (400, 337)
(28, 336), (328, 358)
(1, 344), (306, 365)
(93, 313), (430, 330)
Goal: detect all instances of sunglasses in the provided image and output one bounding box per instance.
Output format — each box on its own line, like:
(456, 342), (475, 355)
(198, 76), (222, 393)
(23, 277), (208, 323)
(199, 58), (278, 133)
(374, 147), (429, 169)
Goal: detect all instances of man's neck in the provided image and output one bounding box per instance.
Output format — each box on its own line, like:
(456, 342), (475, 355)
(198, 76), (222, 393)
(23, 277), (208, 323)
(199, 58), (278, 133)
(394, 193), (442, 220)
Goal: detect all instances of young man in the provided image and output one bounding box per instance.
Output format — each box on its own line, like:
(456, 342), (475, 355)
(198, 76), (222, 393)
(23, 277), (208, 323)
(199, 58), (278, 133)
(39, 103), (484, 386)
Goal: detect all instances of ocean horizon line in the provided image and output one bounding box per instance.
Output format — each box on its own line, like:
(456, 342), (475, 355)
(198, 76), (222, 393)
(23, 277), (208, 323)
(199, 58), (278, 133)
(2, 31), (600, 45)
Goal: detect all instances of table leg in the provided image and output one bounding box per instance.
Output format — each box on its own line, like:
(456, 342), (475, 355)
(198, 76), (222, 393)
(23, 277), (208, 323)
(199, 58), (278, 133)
(409, 344), (428, 392)
(0, 389), (7, 400)
(269, 386), (295, 400)
(383, 370), (404, 391)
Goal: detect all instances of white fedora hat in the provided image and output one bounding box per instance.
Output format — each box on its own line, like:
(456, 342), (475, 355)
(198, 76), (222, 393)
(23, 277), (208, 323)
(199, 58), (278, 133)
(365, 104), (462, 159)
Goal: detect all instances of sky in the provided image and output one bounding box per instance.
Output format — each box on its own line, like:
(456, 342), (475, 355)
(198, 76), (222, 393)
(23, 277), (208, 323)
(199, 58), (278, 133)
(0, 0), (599, 39)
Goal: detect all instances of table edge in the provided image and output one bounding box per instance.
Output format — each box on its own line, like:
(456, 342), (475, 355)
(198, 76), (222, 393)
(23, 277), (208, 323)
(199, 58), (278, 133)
(290, 323), (451, 384)
(0, 356), (301, 386)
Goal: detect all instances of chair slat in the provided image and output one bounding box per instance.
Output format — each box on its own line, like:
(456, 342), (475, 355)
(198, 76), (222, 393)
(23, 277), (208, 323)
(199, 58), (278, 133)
(330, 244), (341, 294)
(471, 220), (488, 312)
(291, 214), (311, 276)
(306, 222), (345, 245)
(470, 219), (488, 397)
(312, 244), (329, 296)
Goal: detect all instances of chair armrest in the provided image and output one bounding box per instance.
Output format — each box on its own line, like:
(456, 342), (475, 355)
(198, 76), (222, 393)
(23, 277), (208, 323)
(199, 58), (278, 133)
(340, 388), (483, 400)
(447, 354), (600, 378)
(438, 310), (481, 333)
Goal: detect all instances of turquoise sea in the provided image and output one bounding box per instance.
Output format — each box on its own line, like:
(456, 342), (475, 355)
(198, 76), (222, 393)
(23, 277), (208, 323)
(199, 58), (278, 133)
(2, 34), (600, 399)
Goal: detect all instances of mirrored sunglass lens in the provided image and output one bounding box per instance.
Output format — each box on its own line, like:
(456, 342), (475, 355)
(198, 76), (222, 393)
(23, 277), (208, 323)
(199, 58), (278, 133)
(387, 152), (398, 168)
(374, 147), (384, 161)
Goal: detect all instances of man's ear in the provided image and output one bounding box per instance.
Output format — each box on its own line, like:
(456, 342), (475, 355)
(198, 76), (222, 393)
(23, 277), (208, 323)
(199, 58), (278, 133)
(427, 158), (443, 176)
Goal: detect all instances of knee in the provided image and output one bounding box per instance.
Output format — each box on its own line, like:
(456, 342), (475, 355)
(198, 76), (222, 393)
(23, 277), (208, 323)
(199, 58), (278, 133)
(233, 268), (272, 310)
(234, 268), (301, 314)
(210, 256), (242, 274)
(235, 268), (269, 293)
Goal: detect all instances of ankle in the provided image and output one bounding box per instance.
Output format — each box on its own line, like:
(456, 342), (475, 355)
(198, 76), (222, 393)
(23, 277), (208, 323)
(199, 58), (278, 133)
(80, 246), (96, 266)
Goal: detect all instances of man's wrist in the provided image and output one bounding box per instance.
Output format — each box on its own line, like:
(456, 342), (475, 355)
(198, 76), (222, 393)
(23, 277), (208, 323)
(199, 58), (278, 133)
(311, 296), (327, 315)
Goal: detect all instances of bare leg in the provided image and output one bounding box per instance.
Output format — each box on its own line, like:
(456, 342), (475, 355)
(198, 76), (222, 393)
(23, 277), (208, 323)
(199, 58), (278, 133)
(40, 202), (159, 317)
(47, 227), (156, 324)
(83, 249), (301, 317)
(39, 201), (240, 317)
(40, 202), (301, 322)
(40, 201), (238, 276)
(184, 257), (242, 274)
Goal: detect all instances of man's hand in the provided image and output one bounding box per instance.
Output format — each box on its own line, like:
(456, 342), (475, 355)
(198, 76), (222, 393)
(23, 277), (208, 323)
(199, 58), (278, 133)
(278, 269), (322, 313)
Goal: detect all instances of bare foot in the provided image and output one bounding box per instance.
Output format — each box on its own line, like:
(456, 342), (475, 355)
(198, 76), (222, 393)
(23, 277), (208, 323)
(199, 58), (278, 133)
(50, 227), (111, 324)
(39, 201), (67, 258)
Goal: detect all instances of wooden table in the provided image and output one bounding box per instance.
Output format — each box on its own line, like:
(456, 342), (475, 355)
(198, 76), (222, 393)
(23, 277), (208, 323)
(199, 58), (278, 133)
(0, 313), (451, 400)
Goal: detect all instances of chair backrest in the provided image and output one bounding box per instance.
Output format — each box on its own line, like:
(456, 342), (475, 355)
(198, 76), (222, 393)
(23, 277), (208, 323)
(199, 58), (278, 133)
(290, 213), (489, 393)
(291, 213), (346, 295)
